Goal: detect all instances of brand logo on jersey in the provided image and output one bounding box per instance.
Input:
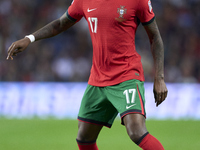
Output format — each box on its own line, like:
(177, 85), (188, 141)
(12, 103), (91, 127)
(115, 6), (127, 22)
(87, 8), (97, 12)
(148, 0), (152, 13)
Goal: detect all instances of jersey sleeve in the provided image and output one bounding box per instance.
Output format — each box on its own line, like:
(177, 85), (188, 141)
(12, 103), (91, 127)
(136, 0), (155, 25)
(66, 0), (84, 22)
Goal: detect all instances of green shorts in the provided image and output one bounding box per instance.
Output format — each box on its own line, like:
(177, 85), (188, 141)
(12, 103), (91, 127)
(78, 79), (146, 128)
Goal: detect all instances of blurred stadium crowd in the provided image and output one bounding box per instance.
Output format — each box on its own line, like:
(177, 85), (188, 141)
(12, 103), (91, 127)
(0, 0), (200, 82)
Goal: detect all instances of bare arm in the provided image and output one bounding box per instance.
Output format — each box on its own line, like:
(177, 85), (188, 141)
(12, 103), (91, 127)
(7, 13), (75, 60)
(32, 13), (76, 41)
(144, 19), (168, 106)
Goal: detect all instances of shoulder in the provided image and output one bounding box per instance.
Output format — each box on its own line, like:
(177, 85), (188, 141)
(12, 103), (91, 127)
(137, 0), (152, 9)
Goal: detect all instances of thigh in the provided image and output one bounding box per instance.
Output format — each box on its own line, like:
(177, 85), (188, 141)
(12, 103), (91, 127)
(78, 85), (118, 128)
(77, 121), (103, 142)
(106, 79), (146, 125)
(123, 113), (147, 132)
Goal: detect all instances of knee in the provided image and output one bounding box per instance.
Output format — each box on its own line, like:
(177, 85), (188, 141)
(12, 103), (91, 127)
(126, 124), (147, 143)
(123, 114), (147, 143)
(125, 120), (147, 143)
(128, 131), (146, 143)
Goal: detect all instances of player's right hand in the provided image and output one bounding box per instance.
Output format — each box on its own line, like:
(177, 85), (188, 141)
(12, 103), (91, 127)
(7, 37), (31, 60)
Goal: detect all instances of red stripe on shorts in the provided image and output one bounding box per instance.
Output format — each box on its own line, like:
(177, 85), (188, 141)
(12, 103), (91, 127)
(137, 85), (145, 115)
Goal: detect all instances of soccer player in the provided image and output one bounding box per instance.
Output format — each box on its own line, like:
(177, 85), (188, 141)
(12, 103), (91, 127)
(7, 0), (168, 149)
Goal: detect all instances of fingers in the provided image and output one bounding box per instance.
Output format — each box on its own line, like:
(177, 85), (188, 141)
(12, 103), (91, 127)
(154, 89), (168, 107)
(7, 43), (18, 60)
(7, 43), (22, 60)
(7, 38), (30, 60)
(7, 43), (16, 60)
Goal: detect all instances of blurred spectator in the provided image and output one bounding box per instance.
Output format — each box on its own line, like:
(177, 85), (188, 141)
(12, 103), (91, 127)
(0, 0), (199, 82)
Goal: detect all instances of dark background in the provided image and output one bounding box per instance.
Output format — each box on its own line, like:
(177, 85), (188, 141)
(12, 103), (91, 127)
(0, 0), (199, 82)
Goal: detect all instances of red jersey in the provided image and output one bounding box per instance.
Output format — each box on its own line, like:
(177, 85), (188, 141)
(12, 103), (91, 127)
(67, 0), (155, 86)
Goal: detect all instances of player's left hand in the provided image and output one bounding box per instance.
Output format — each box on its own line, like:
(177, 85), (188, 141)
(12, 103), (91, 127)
(153, 78), (168, 107)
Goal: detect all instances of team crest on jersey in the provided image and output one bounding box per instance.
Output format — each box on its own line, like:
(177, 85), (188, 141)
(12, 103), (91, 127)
(115, 6), (127, 22)
(148, 0), (152, 13)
